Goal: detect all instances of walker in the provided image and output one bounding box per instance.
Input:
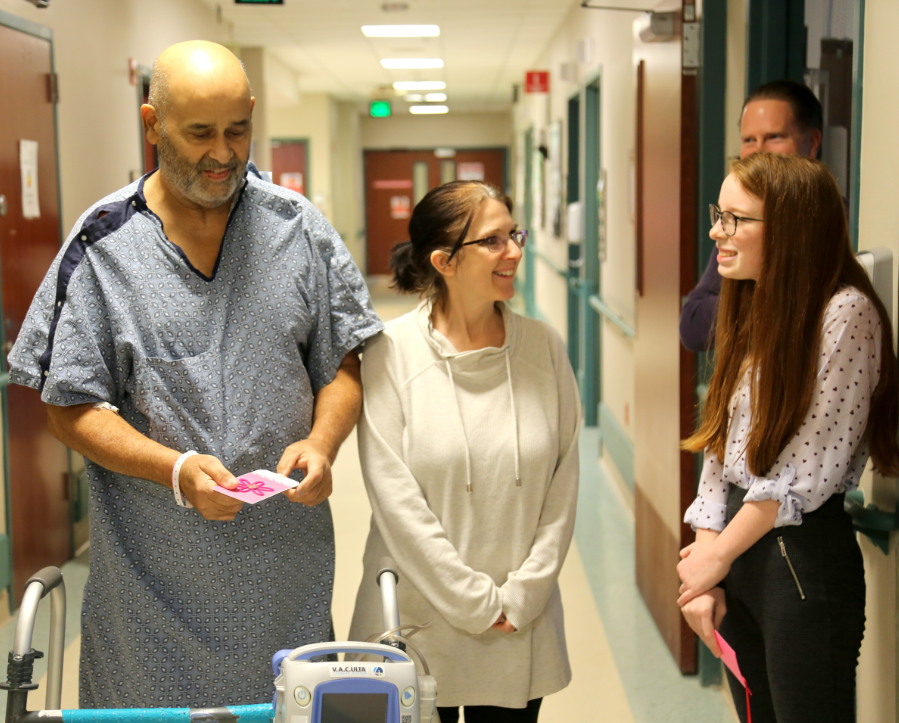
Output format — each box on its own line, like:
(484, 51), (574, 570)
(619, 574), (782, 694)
(1, 559), (437, 723)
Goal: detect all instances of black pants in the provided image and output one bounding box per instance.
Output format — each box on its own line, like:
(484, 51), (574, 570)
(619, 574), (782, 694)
(437, 698), (543, 723)
(719, 485), (866, 723)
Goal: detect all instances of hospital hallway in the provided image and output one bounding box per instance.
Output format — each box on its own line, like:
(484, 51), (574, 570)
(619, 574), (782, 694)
(0, 282), (738, 722)
(1, 0), (899, 719)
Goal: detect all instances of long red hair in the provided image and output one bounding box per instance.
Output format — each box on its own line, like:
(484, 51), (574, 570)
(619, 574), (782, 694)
(683, 153), (899, 477)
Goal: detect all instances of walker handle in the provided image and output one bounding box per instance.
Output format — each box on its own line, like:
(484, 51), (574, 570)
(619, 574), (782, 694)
(376, 557), (401, 633)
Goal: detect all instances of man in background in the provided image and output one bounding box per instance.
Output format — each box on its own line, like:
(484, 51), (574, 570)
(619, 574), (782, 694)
(679, 80), (824, 352)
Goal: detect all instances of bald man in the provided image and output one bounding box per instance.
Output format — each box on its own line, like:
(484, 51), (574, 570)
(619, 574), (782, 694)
(679, 80), (825, 352)
(9, 41), (383, 708)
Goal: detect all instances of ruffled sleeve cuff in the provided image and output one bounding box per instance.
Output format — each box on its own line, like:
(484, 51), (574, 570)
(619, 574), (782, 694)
(743, 463), (805, 527)
(684, 497), (728, 532)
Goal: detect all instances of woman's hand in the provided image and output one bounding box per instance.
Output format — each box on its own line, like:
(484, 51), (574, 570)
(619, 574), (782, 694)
(680, 587), (727, 657)
(676, 541), (731, 606)
(492, 613), (516, 633)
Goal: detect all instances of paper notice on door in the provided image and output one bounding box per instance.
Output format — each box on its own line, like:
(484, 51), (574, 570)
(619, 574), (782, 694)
(457, 162), (485, 181)
(20, 140), (40, 219)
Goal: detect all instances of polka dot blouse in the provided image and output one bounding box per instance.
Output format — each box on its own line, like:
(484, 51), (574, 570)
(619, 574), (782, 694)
(684, 286), (882, 531)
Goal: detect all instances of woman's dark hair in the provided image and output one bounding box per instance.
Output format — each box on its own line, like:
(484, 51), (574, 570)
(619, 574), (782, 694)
(683, 152), (899, 477)
(390, 180), (513, 302)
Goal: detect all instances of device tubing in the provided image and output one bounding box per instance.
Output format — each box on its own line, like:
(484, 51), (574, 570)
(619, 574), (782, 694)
(378, 572), (401, 632)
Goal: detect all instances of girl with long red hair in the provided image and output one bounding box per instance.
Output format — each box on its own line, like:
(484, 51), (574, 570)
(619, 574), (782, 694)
(677, 152), (899, 722)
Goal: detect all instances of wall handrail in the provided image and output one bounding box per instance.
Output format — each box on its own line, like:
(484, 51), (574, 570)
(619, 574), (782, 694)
(530, 247), (568, 279)
(588, 294), (636, 339)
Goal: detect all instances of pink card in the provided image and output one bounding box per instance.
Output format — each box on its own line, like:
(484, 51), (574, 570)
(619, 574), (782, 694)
(715, 631), (753, 721)
(715, 631), (750, 691)
(213, 471), (297, 504)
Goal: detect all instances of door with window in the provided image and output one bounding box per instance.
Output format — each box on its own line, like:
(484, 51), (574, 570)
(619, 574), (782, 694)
(364, 149), (506, 275)
(272, 139), (309, 198)
(0, 15), (71, 604)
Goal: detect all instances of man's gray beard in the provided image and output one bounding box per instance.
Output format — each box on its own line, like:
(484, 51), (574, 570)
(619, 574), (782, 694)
(156, 133), (247, 209)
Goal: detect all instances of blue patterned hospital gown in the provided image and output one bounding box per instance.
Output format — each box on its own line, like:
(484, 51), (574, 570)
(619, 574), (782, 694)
(8, 164), (383, 708)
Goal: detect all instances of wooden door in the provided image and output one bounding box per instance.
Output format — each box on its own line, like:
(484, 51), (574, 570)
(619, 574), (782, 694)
(272, 140), (308, 197)
(0, 21), (71, 604)
(633, 7), (698, 673)
(364, 149), (506, 275)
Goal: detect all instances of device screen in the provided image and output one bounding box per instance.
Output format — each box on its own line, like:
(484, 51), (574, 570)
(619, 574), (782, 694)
(320, 693), (388, 722)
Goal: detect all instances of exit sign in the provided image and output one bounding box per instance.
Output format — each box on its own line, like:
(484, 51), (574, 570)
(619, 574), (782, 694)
(370, 100), (392, 118)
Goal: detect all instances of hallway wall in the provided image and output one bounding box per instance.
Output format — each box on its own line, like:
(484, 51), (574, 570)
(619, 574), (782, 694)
(512, 3), (638, 490)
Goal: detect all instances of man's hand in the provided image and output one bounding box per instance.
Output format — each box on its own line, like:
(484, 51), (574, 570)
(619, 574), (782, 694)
(676, 541), (731, 606)
(178, 454), (243, 521)
(491, 613), (516, 633)
(277, 438), (333, 506)
(680, 587), (727, 657)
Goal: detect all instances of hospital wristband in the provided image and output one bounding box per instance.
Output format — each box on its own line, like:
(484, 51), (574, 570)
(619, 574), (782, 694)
(172, 450), (198, 509)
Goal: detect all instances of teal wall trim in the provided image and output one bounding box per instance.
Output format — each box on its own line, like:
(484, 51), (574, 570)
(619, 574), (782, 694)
(582, 79), (601, 427)
(598, 402), (634, 492)
(697, 0), (727, 272)
(523, 129), (536, 318)
(0, 9), (52, 39)
(849, 0), (865, 250)
(746, 0), (806, 91)
(567, 94), (581, 376)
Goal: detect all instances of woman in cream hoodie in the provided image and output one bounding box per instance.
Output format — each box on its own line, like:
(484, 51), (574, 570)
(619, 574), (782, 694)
(349, 181), (580, 723)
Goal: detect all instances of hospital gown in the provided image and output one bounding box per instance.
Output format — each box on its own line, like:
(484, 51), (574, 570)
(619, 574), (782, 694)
(8, 165), (383, 708)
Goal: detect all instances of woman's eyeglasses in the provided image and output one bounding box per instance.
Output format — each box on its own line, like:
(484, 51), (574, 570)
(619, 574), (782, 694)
(710, 204), (763, 237)
(461, 229), (528, 253)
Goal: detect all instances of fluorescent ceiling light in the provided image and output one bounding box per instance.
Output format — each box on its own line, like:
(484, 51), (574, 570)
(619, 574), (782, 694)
(403, 94), (424, 102)
(409, 105), (449, 114)
(393, 81), (446, 91)
(362, 25), (440, 37)
(381, 58), (444, 69)
(425, 93), (447, 102)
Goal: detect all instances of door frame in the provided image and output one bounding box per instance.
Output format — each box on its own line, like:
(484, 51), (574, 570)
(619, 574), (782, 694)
(0, 8), (64, 611)
(566, 92), (581, 376)
(581, 71), (602, 427)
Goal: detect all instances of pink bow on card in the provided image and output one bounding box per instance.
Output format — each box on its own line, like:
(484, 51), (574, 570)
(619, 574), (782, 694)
(236, 478), (274, 496)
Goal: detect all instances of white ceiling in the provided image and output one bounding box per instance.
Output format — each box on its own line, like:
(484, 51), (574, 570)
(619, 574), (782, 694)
(197, 0), (588, 113)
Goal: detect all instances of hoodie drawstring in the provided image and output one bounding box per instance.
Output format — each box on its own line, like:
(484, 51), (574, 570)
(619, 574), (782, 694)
(505, 348), (521, 487)
(446, 358), (474, 493)
(445, 350), (521, 493)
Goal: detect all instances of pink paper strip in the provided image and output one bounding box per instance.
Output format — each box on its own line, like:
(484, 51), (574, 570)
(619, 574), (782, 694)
(714, 631), (749, 689)
(213, 472), (292, 504)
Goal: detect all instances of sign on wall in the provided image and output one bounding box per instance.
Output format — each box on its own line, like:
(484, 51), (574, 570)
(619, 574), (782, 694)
(525, 71), (550, 94)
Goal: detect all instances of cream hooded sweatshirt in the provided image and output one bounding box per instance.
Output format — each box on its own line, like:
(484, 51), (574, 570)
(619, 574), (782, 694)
(348, 300), (581, 708)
